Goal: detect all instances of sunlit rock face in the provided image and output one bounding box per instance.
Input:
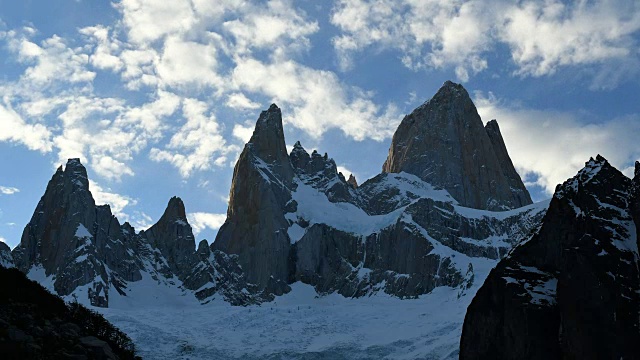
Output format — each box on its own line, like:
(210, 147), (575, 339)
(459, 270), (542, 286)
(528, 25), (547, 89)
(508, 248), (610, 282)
(461, 155), (640, 360)
(382, 81), (532, 211)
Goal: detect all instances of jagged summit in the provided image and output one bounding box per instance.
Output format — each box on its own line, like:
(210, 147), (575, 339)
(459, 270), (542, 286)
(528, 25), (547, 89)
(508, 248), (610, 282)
(382, 80), (531, 211)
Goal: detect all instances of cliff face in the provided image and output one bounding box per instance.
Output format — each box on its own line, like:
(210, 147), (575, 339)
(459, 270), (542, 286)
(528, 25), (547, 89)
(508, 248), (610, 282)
(382, 81), (531, 211)
(460, 155), (640, 360)
(212, 104), (294, 296)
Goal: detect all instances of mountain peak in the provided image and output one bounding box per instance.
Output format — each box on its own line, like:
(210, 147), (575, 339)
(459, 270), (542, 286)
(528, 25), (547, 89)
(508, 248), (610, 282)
(247, 104), (290, 167)
(429, 80), (471, 105)
(161, 196), (187, 222)
(63, 158), (89, 190)
(382, 82), (531, 210)
(635, 161), (640, 179)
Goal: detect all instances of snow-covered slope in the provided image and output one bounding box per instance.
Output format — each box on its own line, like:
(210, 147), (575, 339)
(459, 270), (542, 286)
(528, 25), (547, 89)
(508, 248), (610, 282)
(99, 266), (495, 360)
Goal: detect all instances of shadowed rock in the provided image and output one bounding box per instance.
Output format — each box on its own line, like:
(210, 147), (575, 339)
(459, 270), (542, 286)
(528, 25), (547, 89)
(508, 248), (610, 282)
(460, 155), (640, 360)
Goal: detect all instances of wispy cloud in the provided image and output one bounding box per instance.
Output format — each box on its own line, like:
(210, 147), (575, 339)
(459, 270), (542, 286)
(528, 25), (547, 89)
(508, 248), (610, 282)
(187, 212), (227, 237)
(331, 0), (640, 83)
(0, 186), (20, 195)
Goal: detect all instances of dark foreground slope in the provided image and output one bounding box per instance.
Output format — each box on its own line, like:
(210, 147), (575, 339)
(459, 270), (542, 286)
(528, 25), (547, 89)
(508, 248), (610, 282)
(460, 156), (640, 360)
(0, 265), (139, 359)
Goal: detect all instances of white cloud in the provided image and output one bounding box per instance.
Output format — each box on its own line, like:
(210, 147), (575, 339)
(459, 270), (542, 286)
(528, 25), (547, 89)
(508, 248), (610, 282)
(79, 26), (124, 71)
(475, 92), (640, 194)
(0, 236), (5, 243)
(118, 0), (196, 45)
(232, 58), (401, 141)
(156, 36), (222, 88)
(11, 34), (96, 86)
(331, 0), (640, 82)
(129, 211), (154, 230)
(226, 93), (260, 110)
(149, 98), (233, 177)
(0, 100), (52, 152)
(0, 186), (20, 195)
(187, 212), (227, 236)
(232, 123), (254, 143)
(222, 0), (319, 57)
(90, 180), (137, 220)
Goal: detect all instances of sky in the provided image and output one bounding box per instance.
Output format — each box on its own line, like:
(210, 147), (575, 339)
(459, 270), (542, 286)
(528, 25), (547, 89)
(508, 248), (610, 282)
(0, 0), (639, 249)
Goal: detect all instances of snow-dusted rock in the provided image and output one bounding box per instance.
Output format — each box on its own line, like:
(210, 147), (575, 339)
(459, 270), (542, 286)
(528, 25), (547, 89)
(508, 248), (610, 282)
(461, 155), (640, 359)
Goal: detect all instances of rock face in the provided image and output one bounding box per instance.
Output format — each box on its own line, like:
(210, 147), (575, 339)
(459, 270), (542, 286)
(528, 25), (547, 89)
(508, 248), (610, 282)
(382, 81), (532, 210)
(213, 104), (294, 295)
(460, 155), (640, 360)
(11, 159), (257, 307)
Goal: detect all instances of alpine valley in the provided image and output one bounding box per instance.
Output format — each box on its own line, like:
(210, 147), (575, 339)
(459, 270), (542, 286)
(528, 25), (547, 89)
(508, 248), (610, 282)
(2, 81), (638, 359)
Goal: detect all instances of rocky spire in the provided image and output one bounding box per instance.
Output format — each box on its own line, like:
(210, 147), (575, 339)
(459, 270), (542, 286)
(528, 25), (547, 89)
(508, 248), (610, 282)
(213, 104), (294, 295)
(484, 119), (532, 205)
(347, 174), (358, 189)
(382, 81), (532, 210)
(631, 160), (640, 258)
(141, 196), (213, 290)
(247, 104), (294, 182)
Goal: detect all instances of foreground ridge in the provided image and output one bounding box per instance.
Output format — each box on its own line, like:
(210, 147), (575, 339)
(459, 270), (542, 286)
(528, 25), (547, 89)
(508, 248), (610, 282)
(460, 155), (640, 359)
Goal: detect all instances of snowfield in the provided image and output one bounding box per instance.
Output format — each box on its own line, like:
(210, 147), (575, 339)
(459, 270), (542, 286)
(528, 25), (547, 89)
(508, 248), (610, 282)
(96, 258), (499, 360)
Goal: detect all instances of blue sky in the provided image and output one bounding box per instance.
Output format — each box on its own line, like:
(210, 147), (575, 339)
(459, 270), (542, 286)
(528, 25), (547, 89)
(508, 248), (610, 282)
(1, 0), (639, 248)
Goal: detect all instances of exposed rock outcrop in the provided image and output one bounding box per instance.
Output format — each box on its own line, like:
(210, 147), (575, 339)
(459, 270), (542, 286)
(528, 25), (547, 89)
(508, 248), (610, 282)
(460, 155), (640, 360)
(347, 174), (358, 189)
(382, 81), (532, 210)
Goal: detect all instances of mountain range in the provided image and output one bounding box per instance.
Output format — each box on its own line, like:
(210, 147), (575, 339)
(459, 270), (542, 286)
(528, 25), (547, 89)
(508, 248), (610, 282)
(1, 80), (638, 359)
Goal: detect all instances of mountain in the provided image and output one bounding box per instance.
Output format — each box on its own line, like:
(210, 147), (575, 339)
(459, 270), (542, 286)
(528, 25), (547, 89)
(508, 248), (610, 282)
(382, 81), (532, 210)
(10, 159), (257, 307)
(460, 155), (640, 359)
(5, 81), (544, 310)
